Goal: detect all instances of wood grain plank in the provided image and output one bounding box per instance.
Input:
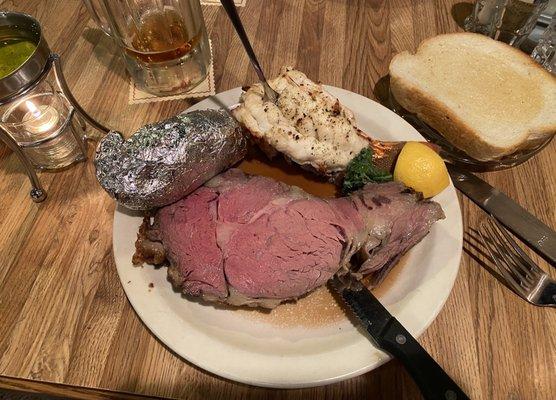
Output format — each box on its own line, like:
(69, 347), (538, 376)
(0, 376), (171, 399)
(318, 0), (347, 86)
(270, 1), (305, 75)
(412, 0), (439, 47)
(63, 254), (126, 388)
(296, 0), (327, 80)
(0, 1), (555, 399)
(343, 0), (391, 100)
(388, 0), (414, 54)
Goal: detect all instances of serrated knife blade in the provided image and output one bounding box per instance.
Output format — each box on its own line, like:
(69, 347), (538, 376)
(331, 276), (469, 400)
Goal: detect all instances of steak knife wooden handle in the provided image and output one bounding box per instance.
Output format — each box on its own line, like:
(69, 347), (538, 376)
(374, 320), (470, 400)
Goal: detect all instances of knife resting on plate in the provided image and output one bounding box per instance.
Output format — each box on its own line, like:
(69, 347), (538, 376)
(448, 165), (556, 267)
(331, 276), (469, 400)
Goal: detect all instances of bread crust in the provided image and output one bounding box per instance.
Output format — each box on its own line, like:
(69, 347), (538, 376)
(389, 33), (556, 161)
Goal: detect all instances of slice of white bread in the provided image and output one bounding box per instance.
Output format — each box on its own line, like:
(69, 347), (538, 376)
(389, 33), (556, 161)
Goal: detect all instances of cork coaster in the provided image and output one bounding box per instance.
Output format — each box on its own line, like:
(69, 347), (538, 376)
(128, 40), (215, 104)
(201, 0), (246, 6)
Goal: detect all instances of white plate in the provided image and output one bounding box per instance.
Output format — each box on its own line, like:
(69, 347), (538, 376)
(113, 86), (463, 388)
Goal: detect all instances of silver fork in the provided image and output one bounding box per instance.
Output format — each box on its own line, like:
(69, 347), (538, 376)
(480, 216), (556, 307)
(220, 0), (279, 103)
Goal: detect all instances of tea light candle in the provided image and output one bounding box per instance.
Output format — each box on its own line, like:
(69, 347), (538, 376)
(22, 100), (60, 135)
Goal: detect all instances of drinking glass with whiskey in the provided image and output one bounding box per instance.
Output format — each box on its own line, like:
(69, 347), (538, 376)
(83, 0), (211, 96)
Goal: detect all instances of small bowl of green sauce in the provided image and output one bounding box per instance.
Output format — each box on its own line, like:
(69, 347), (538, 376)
(0, 12), (51, 101)
(0, 37), (37, 79)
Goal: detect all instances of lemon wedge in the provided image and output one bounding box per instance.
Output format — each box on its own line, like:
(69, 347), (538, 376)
(393, 142), (449, 198)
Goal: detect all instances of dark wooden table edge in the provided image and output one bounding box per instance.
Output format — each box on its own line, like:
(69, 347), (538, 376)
(0, 375), (175, 400)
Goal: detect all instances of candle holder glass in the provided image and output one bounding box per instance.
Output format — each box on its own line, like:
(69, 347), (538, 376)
(0, 79), (87, 170)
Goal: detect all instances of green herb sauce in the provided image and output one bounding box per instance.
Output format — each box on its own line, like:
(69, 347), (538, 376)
(0, 38), (37, 79)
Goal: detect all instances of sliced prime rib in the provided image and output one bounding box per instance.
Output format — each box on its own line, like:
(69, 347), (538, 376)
(134, 169), (444, 308)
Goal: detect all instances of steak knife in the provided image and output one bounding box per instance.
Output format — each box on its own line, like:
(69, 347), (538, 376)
(331, 276), (469, 400)
(448, 165), (556, 266)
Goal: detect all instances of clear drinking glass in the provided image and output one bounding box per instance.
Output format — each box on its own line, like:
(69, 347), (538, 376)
(82, 0), (211, 96)
(464, 0), (549, 46)
(531, 12), (555, 72)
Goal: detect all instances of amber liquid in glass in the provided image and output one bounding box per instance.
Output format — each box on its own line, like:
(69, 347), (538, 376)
(122, 9), (209, 95)
(126, 9), (201, 63)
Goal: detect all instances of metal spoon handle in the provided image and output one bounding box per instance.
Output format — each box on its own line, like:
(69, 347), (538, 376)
(219, 0), (278, 102)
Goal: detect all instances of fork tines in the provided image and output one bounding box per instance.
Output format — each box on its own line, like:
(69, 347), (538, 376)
(479, 216), (546, 302)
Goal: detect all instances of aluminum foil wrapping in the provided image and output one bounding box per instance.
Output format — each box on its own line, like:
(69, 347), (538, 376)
(94, 110), (247, 210)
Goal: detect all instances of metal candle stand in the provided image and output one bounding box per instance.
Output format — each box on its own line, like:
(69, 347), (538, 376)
(0, 12), (109, 202)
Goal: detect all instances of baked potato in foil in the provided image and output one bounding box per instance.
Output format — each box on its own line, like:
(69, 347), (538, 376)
(94, 110), (247, 210)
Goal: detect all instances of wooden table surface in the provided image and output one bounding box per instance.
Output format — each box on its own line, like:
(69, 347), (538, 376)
(1, 0), (555, 399)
